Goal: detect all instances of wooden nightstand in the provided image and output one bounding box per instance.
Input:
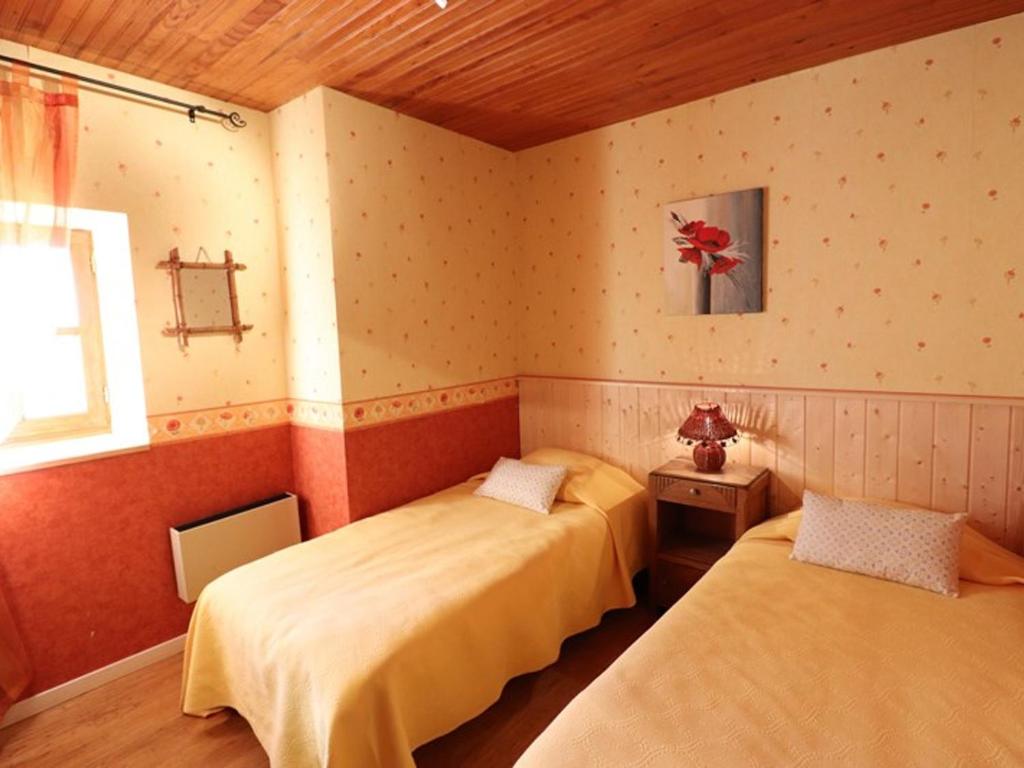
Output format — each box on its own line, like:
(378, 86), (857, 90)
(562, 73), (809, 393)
(648, 459), (770, 608)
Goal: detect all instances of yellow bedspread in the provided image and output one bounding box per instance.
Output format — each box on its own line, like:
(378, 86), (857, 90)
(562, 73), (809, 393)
(517, 513), (1024, 768)
(181, 473), (645, 768)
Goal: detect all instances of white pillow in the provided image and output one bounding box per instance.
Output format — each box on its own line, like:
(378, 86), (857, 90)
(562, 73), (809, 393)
(792, 490), (966, 596)
(474, 457), (568, 514)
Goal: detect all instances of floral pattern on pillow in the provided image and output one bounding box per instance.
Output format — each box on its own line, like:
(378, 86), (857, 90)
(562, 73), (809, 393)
(792, 491), (967, 596)
(474, 457), (568, 514)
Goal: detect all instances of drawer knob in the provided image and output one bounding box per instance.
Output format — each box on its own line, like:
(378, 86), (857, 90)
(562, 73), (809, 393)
(689, 487), (701, 496)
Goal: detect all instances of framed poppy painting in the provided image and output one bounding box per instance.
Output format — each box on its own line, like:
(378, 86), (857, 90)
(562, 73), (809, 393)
(663, 187), (764, 315)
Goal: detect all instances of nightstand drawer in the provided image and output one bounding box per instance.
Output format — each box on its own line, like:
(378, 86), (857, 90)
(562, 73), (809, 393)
(658, 478), (736, 511)
(654, 559), (704, 607)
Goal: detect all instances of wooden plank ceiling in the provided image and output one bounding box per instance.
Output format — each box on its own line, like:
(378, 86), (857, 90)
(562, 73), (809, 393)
(1, 0), (1022, 150)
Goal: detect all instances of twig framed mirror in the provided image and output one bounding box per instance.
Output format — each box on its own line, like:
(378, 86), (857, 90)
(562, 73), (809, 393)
(158, 247), (253, 349)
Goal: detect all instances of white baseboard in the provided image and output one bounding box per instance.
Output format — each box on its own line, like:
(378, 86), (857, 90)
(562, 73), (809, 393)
(2, 633), (187, 728)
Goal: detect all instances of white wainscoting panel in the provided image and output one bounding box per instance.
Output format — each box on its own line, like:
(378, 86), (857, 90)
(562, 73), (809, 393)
(519, 376), (1024, 554)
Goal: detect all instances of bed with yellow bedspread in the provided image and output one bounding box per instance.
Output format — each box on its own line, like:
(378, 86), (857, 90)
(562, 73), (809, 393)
(517, 511), (1024, 768)
(180, 449), (646, 768)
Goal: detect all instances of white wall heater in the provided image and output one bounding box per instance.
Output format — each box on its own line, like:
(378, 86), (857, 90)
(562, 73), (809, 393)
(169, 493), (301, 603)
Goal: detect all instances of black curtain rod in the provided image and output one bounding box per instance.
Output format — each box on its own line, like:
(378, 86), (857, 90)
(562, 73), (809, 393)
(0, 54), (246, 129)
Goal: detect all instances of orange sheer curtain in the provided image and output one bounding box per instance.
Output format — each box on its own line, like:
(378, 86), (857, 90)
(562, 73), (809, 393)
(0, 61), (78, 714)
(0, 62), (79, 245)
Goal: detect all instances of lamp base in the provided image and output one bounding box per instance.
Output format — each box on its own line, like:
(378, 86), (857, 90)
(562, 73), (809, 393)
(692, 441), (726, 472)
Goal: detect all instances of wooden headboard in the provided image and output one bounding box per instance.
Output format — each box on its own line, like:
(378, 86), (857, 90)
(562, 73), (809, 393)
(519, 376), (1024, 555)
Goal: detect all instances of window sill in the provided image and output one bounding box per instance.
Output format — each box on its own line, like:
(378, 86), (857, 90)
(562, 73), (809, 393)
(0, 431), (150, 477)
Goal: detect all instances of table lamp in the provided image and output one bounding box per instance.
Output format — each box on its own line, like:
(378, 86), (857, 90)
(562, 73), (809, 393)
(677, 402), (738, 472)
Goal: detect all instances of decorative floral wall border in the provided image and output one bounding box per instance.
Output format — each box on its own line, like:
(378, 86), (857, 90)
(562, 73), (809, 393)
(148, 400), (291, 444)
(288, 399), (345, 431)
(146, 378), (519, 444)
(342, 377), (519, 430)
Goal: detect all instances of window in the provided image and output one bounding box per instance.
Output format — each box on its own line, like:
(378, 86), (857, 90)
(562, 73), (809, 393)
(0, 230), (109, 443)
(0, 204), (148, 473)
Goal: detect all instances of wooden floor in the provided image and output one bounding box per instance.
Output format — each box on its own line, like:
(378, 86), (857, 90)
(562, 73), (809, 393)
(0, 605), (656, 768)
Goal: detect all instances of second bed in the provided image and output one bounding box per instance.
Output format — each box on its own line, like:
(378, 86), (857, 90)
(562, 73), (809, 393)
(516, 510), (1024, 767)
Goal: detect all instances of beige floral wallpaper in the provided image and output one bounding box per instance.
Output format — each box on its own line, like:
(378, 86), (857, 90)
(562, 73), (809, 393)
(270, 87), (520, 410)
(6, 9), (1023, 437)
(0, 40), (289, 417)
(321, 88), (520, 403)
(270, 90), (343, 406)
(516, 14), (1024, 398)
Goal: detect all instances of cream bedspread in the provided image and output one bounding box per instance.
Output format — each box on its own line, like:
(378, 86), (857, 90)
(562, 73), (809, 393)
(181, 471), (645, 768)
(517, 512), (1024, 768)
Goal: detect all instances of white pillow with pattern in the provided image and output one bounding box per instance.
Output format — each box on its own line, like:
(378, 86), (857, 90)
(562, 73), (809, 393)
(475, 457), (568, 514)
(792, 490), (967, 596)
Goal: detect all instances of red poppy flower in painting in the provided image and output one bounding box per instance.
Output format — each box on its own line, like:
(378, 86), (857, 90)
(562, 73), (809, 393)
(688, 224), (733, 253)
(679, 220), (704, 237)
(671, 212), (744, 276)
(677, 246), (703, 266)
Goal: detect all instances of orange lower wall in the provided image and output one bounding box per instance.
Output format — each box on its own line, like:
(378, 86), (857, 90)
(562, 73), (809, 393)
(291, 425), (351, 536)
(345, 396), (521, 521)
(0, 425), (294, 696)
(291, 394), (522, 529)
(1, 392), (519, 700)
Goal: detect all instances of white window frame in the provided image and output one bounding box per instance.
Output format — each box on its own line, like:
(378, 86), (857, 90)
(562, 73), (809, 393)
(0, 203), (149, 474)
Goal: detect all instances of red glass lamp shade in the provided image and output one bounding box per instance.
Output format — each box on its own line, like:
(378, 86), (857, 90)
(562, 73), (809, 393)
(677, 402), (738, 472)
